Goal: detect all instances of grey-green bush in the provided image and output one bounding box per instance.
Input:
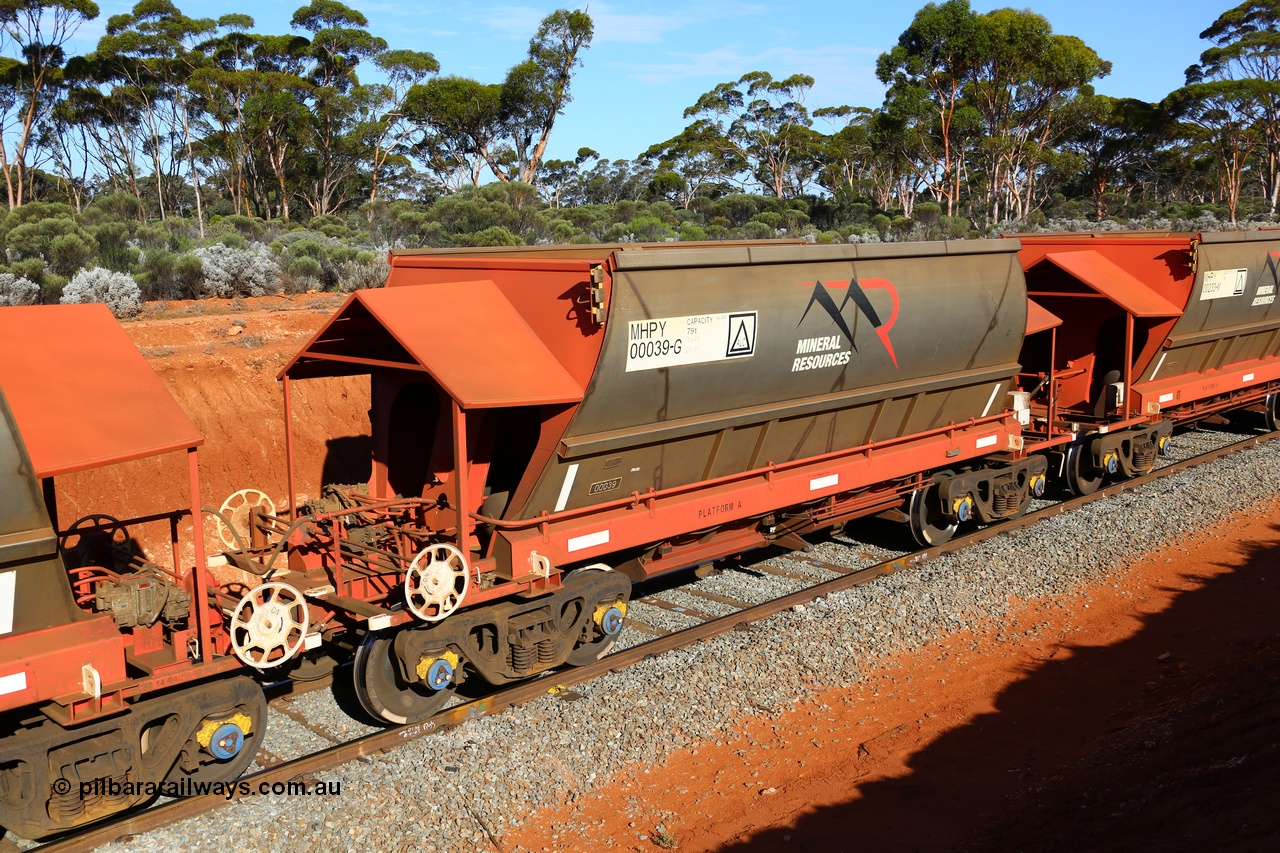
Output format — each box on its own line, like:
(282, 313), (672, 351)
(0, 273), (39, 306)
(60, 267), (143, 319)
(194, 243), (281, 298)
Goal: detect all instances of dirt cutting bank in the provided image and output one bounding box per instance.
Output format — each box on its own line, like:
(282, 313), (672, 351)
(52, 295), (370, 563)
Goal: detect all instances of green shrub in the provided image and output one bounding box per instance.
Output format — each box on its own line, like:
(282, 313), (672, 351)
(6, 216), (96, 268)
(625, 216), (672, 242)
(86, 192), (144, 222)
(288, 255), (323, 279)
(677, 223), (707, 242)
(219, 214), (266, 237)
(870, 213), (891, 240)
(41, 275), (66, 304)
(174, 254), (204, 297)
(212, 231), (247, 250)
(464, 226), (524, 247)
(89, 221), (133, 271)
(48, 232), (98, 276)
(138, 249), (205, 300)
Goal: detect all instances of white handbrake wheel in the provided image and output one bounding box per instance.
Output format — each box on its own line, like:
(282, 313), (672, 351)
(216, 488), (278, 551)
(404, 543), (469, 622)
(229, 581), (308, 669)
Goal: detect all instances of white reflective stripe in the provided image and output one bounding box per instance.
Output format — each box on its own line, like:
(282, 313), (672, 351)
(1159, 392), (1175, 403)
(976, 435), (999, 449)
(809, 474), (839, 491)
(0, 571), (14, 635)
(981, 383), (1002, 417)
(1150, 352), (1166, 379)
(1243, 372), (1255, 383)
(568, 530), (610, 552)
(0, 672), (26, 696)
(554, 463), (580, 513)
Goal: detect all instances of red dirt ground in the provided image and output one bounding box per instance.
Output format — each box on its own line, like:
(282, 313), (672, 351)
(508, 504), (1280, 853)
(49, 297), (1280, 851)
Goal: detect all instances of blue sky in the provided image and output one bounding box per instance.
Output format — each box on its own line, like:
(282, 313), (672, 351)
(71, 1), (1228, 164)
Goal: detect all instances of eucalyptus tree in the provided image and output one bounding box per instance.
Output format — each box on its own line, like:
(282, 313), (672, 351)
(403, 75), (506, 190)
(640, 122), (745, 208)
(0, 0), (100, 208)
(290, 0), (387, 216)
(1060, 95), (1168, 221)
(401, 8), (590, 190)
(194, 17), (311, 220)
(876, 0), (982, 216)
(52, 66), (146, 204)
(683, 70), (817, 198)
(1194, 0), (1280, 215)
(361, 48), (439, 210)
(964, 6), (1110, 223)
(502, 8), (593, 185)
(92, 1), (217, 226)
(190, 14), (264, 216)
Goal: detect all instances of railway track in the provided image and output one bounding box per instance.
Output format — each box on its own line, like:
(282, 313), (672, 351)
(26, 423), (1280, 853)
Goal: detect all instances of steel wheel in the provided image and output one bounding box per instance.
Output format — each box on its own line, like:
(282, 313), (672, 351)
(908, 482), (958, 547)
(1064, 442), (1104, 496)
(163, 687), (267, 786)
(352, 629), (454, 726)
(1266, 394), (1279, 432)
(566, 572), (628, 666)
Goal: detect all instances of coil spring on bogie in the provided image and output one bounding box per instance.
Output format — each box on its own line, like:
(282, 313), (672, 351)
(47, 772), (132, 822)
(1134, 443), (1156, 470)
(47, 780), (83, 822)
(537, 637), (557, 665)
(510, 643), (535, 673)
(992, 485), (1019, 515)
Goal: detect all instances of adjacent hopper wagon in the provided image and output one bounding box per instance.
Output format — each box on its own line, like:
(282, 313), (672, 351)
(1013, 231), (1280, 493)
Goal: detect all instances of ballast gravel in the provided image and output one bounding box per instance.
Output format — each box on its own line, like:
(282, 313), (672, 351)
(88, 426), (1280, 853)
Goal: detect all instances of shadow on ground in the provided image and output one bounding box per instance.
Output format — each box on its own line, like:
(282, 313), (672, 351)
(721, 525), (1280, 853)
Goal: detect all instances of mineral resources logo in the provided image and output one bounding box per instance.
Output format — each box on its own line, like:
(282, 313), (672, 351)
(795, 278), (900, 369)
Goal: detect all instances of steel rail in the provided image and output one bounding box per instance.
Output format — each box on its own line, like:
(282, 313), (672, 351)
(32, 427), (1279, 853)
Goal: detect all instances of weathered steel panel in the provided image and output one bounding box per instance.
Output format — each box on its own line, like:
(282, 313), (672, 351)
(0, 391), (84, 637)
(512, 242), (1027, 517)
(1149, 234), (1280, 381)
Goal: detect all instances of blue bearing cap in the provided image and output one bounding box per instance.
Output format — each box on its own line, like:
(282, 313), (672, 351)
(210, 723), (246, 761)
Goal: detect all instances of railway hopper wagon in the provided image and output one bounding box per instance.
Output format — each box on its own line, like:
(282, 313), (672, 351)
(1013, 231), (1280, 494)
(0, 306), (265, 840)
(271, 239), (1047, 725)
